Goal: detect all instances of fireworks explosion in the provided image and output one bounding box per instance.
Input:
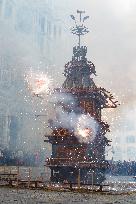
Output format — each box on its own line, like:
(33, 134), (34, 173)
(77, 128), (93, 138)
(25, 71), (52, 96)
(75, 114), (98, 143)
(24, 72), (98, 145)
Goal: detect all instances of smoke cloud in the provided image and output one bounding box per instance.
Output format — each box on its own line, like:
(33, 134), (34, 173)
(0, 0), (135, 160)
(48, 91), (98, 143)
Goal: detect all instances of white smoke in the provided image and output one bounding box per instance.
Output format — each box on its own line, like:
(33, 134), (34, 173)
(50, 90), (76, 108)
(51, 106), (77, 130)
(48, 91), (99, 143)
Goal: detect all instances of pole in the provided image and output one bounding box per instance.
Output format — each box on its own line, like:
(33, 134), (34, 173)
(28, 167), (31, 189)
(78, 35), (81, 48)
(17, 166), (19, 192)
(10, 166), (12, 174)
(78, 169), (81, 189)
(80, 13), (82, 22)
(92, 171), (94, 194)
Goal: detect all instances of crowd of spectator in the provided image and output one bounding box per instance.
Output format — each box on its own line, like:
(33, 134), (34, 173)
(0, 148), (45, 166)
(1, 149), (136, 177)
(107, 160), (136, 176)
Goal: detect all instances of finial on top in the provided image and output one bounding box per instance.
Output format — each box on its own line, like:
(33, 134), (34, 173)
(70, 10), (89, 47)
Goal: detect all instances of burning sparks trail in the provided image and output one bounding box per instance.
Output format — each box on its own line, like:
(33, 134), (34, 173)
(25, 71), (52, 96)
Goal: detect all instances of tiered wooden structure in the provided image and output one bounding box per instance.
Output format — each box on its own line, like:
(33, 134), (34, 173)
(45, 10), (118, 184)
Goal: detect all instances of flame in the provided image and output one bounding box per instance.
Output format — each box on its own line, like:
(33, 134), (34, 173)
(75, 114), (98, 143)
(77, 127), (93, 138)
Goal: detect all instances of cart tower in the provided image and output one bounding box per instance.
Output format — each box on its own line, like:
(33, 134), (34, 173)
(45, 11), (118, 184)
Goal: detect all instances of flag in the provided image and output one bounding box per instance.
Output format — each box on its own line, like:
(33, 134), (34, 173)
(83, 16), (89, 22)
(70, 15), (75, 20)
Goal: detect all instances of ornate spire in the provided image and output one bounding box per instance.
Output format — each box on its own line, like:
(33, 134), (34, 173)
(70, 10), (90, 61)
(70, 10), (89, 47)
